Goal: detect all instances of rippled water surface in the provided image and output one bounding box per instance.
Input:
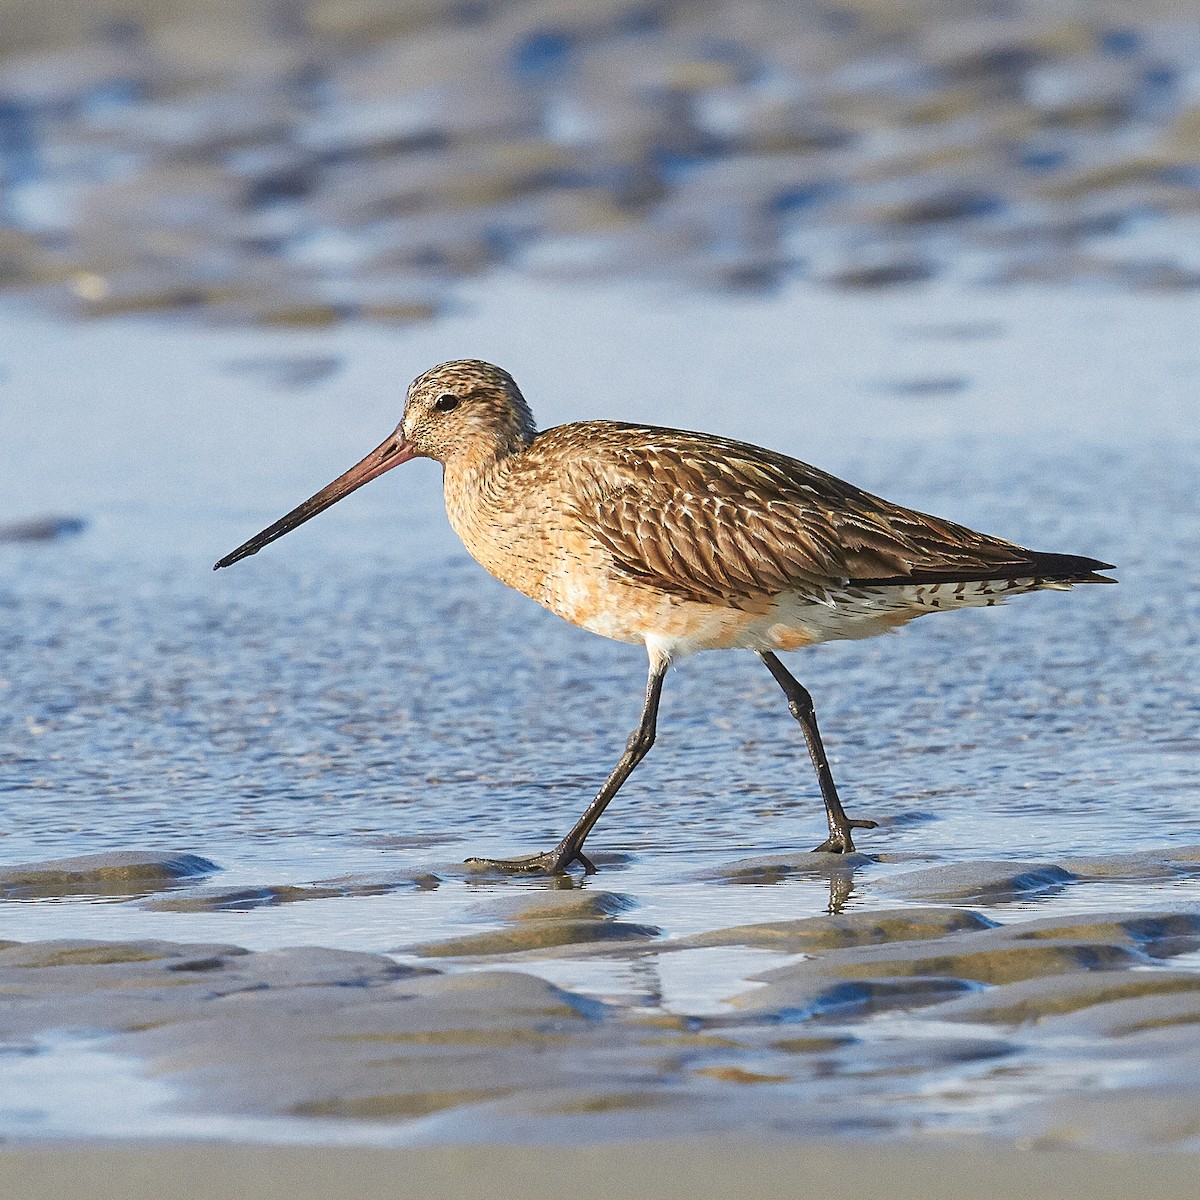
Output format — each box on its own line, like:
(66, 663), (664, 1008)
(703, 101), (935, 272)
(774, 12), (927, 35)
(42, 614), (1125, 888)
(1, 276), (1198, 1143)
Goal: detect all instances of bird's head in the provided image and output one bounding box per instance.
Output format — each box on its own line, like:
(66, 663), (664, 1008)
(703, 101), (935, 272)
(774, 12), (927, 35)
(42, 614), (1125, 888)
(400, 359), (537, 464)
(213, 359), (536, 571)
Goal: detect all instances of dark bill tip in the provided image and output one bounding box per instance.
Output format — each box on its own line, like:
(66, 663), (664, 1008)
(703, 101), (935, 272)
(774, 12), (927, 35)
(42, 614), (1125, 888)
(214, 433), (414, 571)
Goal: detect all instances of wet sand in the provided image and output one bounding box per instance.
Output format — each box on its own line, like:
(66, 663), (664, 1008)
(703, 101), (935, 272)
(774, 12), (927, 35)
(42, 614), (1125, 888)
(4, 1141), (1200, 1200)
(4, 848), (1200, 1149)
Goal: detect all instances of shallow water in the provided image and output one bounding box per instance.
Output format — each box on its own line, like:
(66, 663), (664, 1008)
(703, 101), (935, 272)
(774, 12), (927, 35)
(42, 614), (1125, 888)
(1, 276), (1199, 1143)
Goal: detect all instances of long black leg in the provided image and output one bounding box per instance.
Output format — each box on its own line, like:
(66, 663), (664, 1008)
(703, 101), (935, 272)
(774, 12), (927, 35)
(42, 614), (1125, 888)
(468, 651), (671, 874)
(757, 651), (877, 853)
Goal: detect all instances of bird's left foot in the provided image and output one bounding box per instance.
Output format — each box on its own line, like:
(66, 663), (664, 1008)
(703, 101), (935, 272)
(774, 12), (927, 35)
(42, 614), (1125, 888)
(811, 817), (878, 854)
(465, 845), (596, 875)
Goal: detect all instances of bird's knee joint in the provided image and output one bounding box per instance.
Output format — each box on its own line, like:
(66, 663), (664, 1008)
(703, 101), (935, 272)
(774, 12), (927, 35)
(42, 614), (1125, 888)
(626, 729), (655, 756)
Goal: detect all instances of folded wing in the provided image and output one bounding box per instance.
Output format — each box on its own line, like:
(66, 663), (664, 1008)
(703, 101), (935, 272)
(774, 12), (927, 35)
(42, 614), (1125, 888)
(562, 425), (1113, 606)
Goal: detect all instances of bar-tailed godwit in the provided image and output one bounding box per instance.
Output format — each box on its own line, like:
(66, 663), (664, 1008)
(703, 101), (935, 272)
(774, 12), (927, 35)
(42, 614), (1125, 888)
(216, 360), (1114, 873)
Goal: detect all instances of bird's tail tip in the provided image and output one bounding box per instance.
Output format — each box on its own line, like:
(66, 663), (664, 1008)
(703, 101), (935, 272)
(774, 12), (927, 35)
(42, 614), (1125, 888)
(1031, 552), (1116, 585)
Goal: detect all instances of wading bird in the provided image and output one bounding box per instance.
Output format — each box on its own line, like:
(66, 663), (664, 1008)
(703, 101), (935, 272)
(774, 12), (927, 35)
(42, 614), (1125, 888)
(216, 360), (1114, 873)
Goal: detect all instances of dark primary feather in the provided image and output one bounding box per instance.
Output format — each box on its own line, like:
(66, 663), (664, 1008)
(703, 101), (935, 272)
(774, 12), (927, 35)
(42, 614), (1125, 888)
(530, 422), (1115, 605)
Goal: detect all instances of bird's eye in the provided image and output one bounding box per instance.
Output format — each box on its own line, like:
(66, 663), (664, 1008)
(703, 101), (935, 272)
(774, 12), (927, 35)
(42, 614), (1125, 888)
(434, 393), (460, 412)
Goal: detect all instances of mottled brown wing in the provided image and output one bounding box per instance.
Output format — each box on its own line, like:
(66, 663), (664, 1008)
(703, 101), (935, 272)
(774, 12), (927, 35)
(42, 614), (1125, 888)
(564, 425), (1054, 605)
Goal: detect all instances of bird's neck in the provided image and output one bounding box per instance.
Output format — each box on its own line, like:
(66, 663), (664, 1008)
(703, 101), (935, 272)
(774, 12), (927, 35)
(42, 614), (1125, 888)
(440, 435), (548, 601)
(441, 435), (528, 534)
(443, 428), (531, 487)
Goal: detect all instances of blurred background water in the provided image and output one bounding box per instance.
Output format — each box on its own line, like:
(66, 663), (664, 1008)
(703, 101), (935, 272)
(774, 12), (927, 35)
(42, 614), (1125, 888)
(2, 0), (1200, 321)
(0, 0), (1198, 1142)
